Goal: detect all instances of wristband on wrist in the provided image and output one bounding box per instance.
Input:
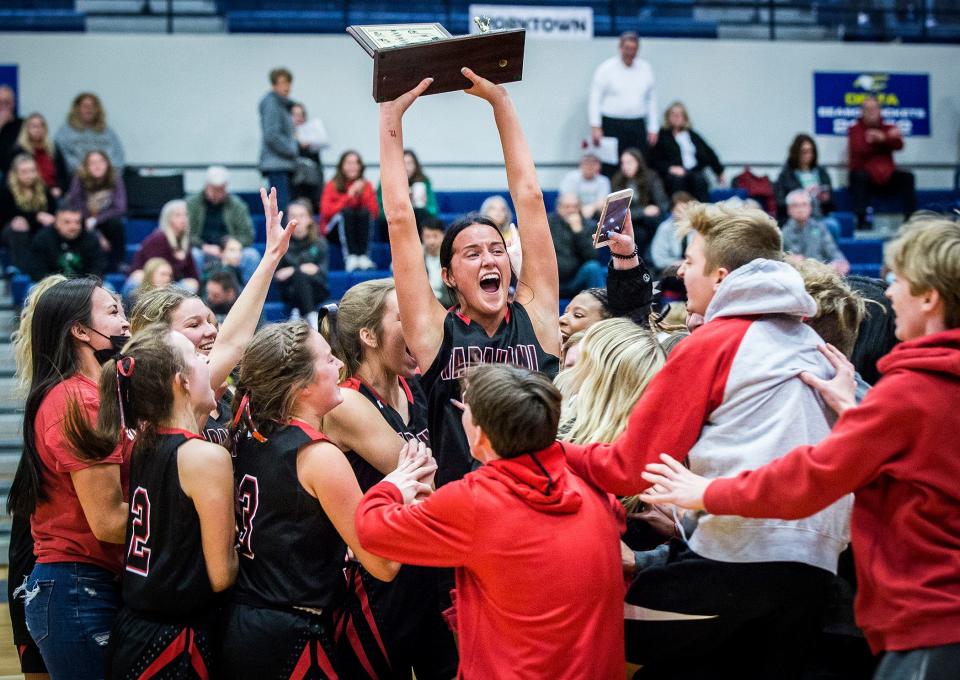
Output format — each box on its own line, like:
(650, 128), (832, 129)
(610, 244), (639, 260)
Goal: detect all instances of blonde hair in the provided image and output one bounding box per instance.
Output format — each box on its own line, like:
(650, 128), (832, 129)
(791, 259), (866, 357)
(233, 322), (316, 436)
(321, 278), (394, 380)
(663, 101), (691, 130)
(885, 215), (960, 329)
(479, 195), (514, 232)
(12, 274), (67, 395)
(157, 199), (191, 252)
(678, 201), (782, 274)
(6, 154), (48, 213)
(67, 92), (106, 132)
(555, 318), (666, 444)
(142, 258), (173, 291)
(15, 113), (54, 157)
(129, 286), (195, 334)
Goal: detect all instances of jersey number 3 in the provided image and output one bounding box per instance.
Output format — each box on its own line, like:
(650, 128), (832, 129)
(237, 474), (260, 559)
(126, 486), (152, 576)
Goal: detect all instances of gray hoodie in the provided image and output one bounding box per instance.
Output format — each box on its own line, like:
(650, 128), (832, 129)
(687, 258), (852, 572)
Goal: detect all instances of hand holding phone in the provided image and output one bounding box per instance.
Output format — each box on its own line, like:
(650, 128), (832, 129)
(593, 188), (634, 249)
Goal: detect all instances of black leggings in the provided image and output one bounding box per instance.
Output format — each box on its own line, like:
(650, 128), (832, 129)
(95, 217), (126, 271)
(329, 207), (372, 257)
(664, 170), (711, 203)
(280, 271), (328, 313)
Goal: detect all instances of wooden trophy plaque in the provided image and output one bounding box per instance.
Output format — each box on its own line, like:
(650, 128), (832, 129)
(347, 22), (526, 103)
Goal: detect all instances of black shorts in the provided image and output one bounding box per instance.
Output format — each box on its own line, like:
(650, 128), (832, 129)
(105, 607), (215, 680)
(219, 601), (350, 680)
(351, 563), (458, 680)
(7, 513), (47, 675)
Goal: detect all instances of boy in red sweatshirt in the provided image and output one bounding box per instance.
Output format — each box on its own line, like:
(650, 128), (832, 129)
(355, 364), (625, 679)
(641, 216), (960, 679)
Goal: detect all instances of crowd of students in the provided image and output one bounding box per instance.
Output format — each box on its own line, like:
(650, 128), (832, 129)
(3, 68), (959, 680)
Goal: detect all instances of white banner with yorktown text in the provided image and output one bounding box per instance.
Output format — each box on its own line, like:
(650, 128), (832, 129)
(468, 4), (594, 39)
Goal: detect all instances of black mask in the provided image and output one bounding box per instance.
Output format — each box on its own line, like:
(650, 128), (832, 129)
(88, 326), (129, 366)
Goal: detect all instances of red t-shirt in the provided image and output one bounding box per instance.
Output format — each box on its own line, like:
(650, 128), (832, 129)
(31, 373), (129, 573)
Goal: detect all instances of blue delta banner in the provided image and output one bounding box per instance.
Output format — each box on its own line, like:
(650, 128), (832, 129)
(813, 71), (930, 137)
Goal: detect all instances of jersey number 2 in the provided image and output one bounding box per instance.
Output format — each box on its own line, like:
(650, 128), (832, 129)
(126, 486), (152, 576)
(237, 474), (260, 559)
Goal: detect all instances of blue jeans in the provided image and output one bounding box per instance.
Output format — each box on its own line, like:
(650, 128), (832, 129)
(560, 260), (607, 298)
(24, 562), (121, 680)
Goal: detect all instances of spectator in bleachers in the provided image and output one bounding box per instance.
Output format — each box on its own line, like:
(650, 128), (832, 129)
(290, 102), (327, 211)
(612, 147), (669, 256)
(589, 32), (658, 175)
(649, 191), (695, 272)
(125, 198), (200, 299)
(479, 194), (523, 277)
(125, 256), (173, 306)
(6, 113), (65, 198)
(782, 189), (850, 275)
(275, 198), (328, 328)
(187, 165), (259, 282)
(30, 205), (104, 279)
(774, 134), (835, 223)
(65, 150), (127, 271)
(2, 154), (56, 273)
(204, 269), (240, 321)
(421, 218), (453, 307)
(0, 85), (23, 172)
(205, 235), (247, 289)
(652, 102), (724, 203)
(258, 67), (297, 212)
(321, 150), (378, 272)
(847, 96), (916, 229)
(549, 192), (605, 298)
(54, 92), (125, 175)
(378, 149), (438, 229)
(559, 151), (611, 220)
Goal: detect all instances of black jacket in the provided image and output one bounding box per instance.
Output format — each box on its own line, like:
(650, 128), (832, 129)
(30, 227), (104, 280)
(548, 212), (598, 283)
(773, 163), (835, 220)
(652, 128), (724, 177)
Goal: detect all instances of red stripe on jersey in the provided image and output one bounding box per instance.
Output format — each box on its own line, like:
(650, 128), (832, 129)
(288, 417), (329, 444)
(187, 628), (209, 680)
(137, 629), (186, 680)
(289, 642), (311, 680)
(350, 567), (389, 659)
(155, 427), (203, 440)
(314, 640), (339, 679)
(344, 616), (377, 678)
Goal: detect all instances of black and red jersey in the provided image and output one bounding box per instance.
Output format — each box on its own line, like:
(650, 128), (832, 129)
(421, 302), (559, 487)
(340, 375), (429, 492)
(231, 419), (347, 610)
(121, 429), (214, 620)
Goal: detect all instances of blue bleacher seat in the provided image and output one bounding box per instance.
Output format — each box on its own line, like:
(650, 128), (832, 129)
(252, 215), (267, 243)
(329, 248), (344, 271)
(262, 301), (288, 321)
(328, 271), (351, 299)
(369, 242), (391, 270)
(226, 10), (344, 33)
(849, 263), (883, 279)
(125, 219), (157, 245)
(11, 274), (32, 308)
(104, 273), (126, 293)
(838, 238), (884, 265)
(832, 211), (856, 239)
(0, 9), (85, 31)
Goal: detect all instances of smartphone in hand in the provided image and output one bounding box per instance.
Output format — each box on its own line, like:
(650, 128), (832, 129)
(593, 188), (633, 249)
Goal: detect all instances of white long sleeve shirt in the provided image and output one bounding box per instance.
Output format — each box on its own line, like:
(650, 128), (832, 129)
(588, 56), (657, 130)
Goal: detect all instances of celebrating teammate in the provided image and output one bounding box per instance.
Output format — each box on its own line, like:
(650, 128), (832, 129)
(220, 321), (433, 678)
(320, 278), (458, 678)
(380, 70), (560, 487)
(63, 327), (237, 678)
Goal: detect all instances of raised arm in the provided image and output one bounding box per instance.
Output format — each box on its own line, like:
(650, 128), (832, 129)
(461, 68), (559, 356)
(207, 187), (294, 388)
(379, 79), (447, 370)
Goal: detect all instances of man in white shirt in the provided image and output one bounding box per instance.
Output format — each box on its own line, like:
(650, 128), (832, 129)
(589, 32), (658, 176)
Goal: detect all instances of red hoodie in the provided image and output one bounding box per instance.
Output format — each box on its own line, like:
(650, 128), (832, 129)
(705, 328), (960, 653)
(355, 442), (625, 679)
